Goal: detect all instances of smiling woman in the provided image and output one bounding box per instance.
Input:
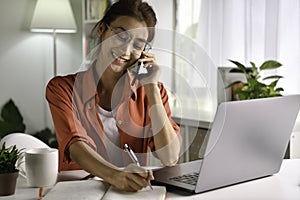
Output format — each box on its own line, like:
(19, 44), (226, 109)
(105, 23), (152, 57)
(45, 0), (181, 192)
(96, 16), (151, 74)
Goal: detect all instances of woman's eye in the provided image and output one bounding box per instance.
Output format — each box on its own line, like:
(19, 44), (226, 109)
(133, 41), (145, 50)
(116, 32), (129, 42)
(133, 45), (143, 50)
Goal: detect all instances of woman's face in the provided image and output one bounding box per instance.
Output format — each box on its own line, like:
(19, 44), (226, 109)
(99, 16), (149, 73)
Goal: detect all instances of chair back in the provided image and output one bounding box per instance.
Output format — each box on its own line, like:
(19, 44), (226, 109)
(0, 133), (50, 174)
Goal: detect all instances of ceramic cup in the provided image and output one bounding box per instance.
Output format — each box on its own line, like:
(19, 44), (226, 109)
(20, 148), (58, 187)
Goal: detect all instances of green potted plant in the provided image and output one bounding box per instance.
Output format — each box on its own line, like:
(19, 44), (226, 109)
(0, 99), (26, 139)
(0, 142), (23, 196)
(0, 99), (57, 148)
(226, 59), (284, 100)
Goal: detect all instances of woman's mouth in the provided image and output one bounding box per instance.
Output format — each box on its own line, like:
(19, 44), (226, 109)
(112, 52), (129, 66)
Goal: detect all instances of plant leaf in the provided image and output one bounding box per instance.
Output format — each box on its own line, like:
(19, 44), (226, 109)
(0, 121), (15, 138)
(0, 143), (22, 173)
(275, 87), (284, 92)
(0, 99), (26, 138)
(260, 60), (282, 70)
(229, 68), (244, 73)
(263, 75), (283, 80)
(1, 99), (23, 124)
(269, 79), (279, 88)
(228, 59), (248, 74)
(0, 121), (26, 138)
(32, 128), (58, 148)
(250, 61), (259, 78)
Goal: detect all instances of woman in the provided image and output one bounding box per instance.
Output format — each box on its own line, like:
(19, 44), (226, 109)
(46, 0), (181, 192)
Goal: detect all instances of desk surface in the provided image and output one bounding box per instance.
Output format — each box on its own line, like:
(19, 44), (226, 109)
(169, 159), (300, 200)
(1, 159), (299, 200)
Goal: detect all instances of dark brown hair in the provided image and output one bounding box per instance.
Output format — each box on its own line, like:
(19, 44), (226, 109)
(92, 0), (157, 42)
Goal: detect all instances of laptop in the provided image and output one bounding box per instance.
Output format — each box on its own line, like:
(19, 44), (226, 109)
(152, 95), (300, 194)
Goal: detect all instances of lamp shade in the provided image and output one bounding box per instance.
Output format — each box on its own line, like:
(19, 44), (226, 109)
(30, 0), (77, 33)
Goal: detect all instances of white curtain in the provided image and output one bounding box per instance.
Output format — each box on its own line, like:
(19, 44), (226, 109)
(196, 0), (300, 158)
(197, 0), (300, 95)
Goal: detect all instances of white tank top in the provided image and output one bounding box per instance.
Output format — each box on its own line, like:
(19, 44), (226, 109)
(97, 105), (124, 167)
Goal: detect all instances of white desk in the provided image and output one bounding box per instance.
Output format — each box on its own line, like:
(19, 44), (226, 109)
(1, 159), (299, 200)
(168, 159), (300, 200)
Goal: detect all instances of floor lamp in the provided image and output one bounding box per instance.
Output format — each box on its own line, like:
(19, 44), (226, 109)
(30, 0), (77, 76)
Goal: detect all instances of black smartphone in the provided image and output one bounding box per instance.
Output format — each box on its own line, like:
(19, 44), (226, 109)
(131, 54), (144, 86)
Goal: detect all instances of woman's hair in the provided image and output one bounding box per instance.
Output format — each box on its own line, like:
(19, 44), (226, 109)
(92, 0), (157, 42)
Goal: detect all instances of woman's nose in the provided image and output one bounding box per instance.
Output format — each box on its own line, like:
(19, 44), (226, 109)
(124, 43), (132, 55)
(122, 42), (140, 57)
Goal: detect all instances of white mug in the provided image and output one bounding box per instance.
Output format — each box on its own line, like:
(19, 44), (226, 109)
(20, 148), (58, 187)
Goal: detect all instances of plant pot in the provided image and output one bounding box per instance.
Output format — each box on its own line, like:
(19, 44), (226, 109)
(0, 170), (19, 196)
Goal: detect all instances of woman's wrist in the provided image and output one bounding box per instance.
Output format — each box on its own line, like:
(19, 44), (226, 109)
(102, 167), (122, 185)
(144, 84), (161, 105)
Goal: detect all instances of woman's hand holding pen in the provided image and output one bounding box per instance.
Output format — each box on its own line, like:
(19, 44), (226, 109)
(109, 163), (154, 192)
(136, 52), (161, 86)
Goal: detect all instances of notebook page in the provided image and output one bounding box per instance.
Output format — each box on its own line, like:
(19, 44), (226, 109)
(102, 185), (166, 200)
(43, 180), (108, 200)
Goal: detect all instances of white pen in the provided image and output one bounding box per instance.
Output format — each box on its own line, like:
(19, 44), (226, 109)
(124, 144), (140, 166)
(124, 144), (153, 190)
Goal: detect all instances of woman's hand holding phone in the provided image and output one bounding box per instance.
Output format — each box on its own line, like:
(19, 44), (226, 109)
(132, 51), (161, 86)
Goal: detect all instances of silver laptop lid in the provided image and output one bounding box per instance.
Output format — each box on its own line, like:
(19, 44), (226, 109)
(196, 95), (300, 193)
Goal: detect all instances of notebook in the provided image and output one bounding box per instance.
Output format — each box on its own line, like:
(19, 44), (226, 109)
(153, 95), (300, 194)
(102, 185), (166, 200)
(43, 180), (166, 200)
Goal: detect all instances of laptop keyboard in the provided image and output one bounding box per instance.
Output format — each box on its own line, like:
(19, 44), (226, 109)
(169, 172), (199, 186)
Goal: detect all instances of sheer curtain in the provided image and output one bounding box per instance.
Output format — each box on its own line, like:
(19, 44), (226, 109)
(173, 0), (299, 115)
(173, 0), (217, 117)
(196, 0), (300, 157)
(197, 0), (300, 95)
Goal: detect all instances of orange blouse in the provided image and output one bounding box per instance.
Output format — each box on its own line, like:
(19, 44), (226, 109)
(46, 66), (180, 171)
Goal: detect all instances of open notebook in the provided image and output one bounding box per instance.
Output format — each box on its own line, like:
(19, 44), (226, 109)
(43, 180), (166, 200)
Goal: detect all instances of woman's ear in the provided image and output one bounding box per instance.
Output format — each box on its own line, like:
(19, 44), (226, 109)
(97, 22), (106, 37)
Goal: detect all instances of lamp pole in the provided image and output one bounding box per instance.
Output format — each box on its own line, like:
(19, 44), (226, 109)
(53, 31), (57, 76)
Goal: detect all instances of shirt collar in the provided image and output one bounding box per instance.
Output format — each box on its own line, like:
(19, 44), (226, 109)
(79, 63), (139, 105)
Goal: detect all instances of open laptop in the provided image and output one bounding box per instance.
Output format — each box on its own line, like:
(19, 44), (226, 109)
(152, 95), (300, 193)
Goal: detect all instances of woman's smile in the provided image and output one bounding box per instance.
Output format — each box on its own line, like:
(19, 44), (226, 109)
(111, 51), (130, 65)
(109, 50), (132, 73)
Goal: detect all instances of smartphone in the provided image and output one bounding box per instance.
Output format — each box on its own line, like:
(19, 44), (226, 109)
(131, 54), (144, 86)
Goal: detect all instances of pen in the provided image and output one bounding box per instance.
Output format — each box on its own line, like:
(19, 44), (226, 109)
(124, 144), (153, 190)
(124, 143), (140, 166)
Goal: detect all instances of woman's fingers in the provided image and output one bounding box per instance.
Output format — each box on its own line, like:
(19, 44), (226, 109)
(134, 51), (161, 85)
(138, 52), (156, 64)
(122, 164), (153, 190)
(109, 164), (154, 192)
(124, 163), (149, 179)
(126, 176), (145, 191)
(128, 172), (149, 188)
(147, 170), (154, 180)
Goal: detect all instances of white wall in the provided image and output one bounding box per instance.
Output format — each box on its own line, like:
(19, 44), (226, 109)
(146, 0), (174, 88)
(0, 0), (83, 133)
(145, 0), (175, 166)
(0, 0), (173, 134)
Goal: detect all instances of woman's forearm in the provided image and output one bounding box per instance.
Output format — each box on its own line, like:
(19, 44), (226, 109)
(144, 84), (180, 166)
(69, 141), (119, 183)
(69, 141), (153, 192)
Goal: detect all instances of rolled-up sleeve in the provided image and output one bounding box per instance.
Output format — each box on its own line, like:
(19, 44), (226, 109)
(46, 76), (96, 171)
